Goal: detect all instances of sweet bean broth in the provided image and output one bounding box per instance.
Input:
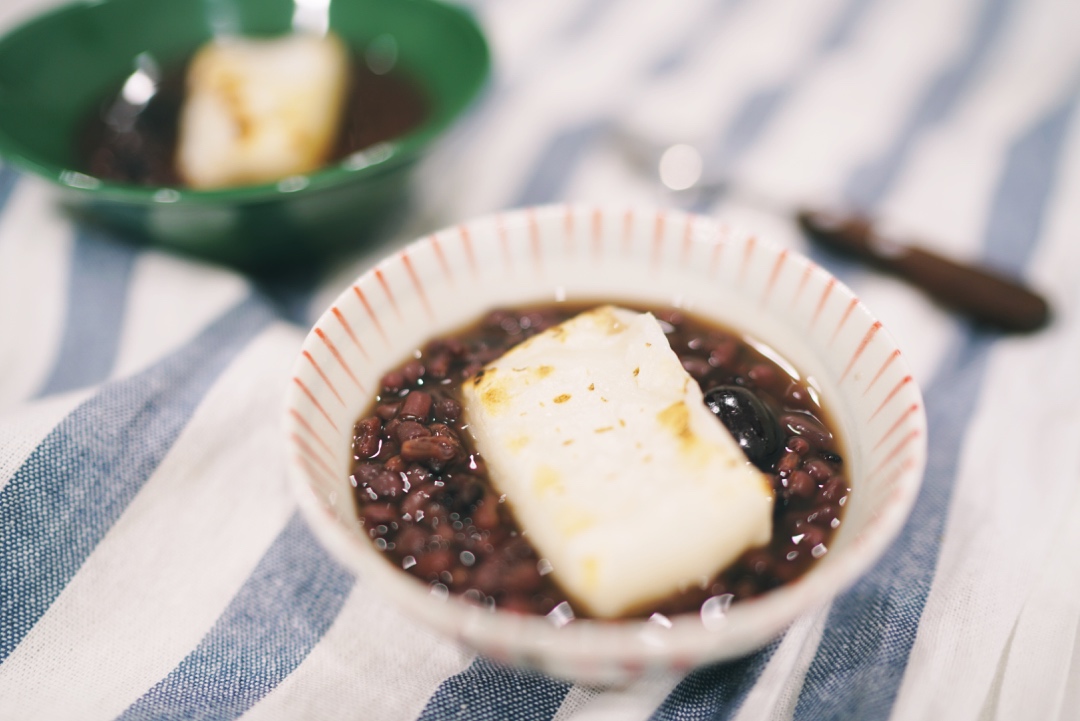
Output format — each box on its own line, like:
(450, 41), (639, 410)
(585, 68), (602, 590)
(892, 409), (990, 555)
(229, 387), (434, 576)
(78, 53), (428, 187)
(349, 304), (850, 619)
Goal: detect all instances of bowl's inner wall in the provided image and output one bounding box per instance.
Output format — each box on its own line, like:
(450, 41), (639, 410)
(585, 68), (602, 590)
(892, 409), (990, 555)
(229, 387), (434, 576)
(0, 0), (487, 172)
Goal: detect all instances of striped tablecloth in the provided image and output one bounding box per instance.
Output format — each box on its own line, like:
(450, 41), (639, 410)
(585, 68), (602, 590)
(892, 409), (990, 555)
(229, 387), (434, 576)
(3, 0), (1079, 719)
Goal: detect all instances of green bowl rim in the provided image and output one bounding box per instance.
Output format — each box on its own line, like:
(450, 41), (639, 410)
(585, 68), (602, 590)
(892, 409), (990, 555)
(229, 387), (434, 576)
(0, 0), (490, 205)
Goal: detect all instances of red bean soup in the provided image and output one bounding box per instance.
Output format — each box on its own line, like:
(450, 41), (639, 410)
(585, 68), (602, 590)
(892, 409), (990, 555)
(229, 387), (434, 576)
(78, 52), (428, 187)
(349, 303), (850, 620)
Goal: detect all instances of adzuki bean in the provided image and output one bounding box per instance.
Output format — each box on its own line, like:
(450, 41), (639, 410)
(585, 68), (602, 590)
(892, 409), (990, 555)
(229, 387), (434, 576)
(350, 303), (850, 619)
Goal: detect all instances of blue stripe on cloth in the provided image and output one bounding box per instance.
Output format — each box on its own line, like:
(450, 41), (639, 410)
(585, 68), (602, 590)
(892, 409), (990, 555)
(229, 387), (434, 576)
(254, 270), (325, 327)
(0, 165), (18, 213)
(648, 638), (782, 721)
(37, 228), (139, 396)
(981, 86), (1080, 268)
(114, 513), (354, 721)
(0, 294), (276, 663)
(416, 656), (571, 721)
(843, 0), (1015, 209)
(559, 0), (620, 43)
(514, 120), (609, 207)
(699, 0), (878, 179)
(648, 0), (745, 77)
(790, 86), (1079, 721)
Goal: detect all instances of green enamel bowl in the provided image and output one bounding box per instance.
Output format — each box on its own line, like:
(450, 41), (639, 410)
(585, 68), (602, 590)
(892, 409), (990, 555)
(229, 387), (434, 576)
(0, 0), (489, 270)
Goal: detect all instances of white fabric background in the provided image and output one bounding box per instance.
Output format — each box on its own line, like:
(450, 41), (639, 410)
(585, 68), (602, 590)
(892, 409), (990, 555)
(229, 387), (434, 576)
(1, 0), (1078, 719)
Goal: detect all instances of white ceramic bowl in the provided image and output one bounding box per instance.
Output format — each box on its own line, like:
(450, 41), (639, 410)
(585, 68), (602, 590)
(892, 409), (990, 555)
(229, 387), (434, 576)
(284, 204), (927, 684)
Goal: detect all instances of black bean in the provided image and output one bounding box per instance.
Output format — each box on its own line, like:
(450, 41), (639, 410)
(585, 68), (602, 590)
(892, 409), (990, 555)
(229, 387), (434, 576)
(703, 385), (782, 471)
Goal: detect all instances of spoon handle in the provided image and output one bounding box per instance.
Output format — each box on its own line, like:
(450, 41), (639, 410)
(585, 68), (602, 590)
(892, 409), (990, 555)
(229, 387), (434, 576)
(797, 209), (1051, 333)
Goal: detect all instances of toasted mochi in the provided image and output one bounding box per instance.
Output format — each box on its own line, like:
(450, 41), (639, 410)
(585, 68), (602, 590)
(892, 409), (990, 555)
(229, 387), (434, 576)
(461, 306), (774, 618)
(176, 33), (349, 189)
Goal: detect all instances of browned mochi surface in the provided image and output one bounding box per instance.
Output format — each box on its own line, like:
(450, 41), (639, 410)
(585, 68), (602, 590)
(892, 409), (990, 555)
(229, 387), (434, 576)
(459, 306), (774, 619)
(349, 303), (850, 619)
